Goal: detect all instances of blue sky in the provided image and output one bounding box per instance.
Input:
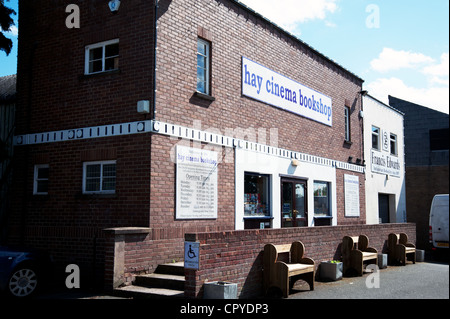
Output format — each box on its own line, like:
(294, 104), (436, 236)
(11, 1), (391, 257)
(0, 0), (449, 113)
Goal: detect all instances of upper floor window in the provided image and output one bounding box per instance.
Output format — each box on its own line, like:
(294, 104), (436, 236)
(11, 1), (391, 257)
(390, 133), (398, 156)
(197, 38), (211, 95)
(344, 106), (351, 142)
(372, 126), (380, 150)
(85, 39), (119, 75)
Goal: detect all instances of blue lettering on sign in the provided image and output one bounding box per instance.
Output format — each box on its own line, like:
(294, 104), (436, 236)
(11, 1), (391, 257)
(242, 57), (333, 126)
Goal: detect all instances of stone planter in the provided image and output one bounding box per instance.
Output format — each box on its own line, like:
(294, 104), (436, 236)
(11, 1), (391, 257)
(320, 261), (343, 281)
(378, 253), (388, 269)
(203, 281), (238, 299)
(416, 249), (425, 262)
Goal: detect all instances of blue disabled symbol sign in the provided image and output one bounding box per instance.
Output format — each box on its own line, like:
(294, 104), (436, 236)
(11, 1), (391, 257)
(184, 241), (200, 270)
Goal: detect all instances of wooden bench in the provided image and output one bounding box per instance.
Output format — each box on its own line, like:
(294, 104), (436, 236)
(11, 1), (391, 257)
(263, 241), (315, 298)
(388, 233), (416, 265)
(341, 235), (378, 276)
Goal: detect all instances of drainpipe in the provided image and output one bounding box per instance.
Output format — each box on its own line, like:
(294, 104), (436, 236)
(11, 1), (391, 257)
(152, 0), (159, 120)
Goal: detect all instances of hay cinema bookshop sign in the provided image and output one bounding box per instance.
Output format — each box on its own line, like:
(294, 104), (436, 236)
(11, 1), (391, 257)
(242, 57), (333, 126)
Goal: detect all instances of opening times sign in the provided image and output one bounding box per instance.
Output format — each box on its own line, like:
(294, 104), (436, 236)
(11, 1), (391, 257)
(344, 174), (360, 217)
(176, 146), (218, 220)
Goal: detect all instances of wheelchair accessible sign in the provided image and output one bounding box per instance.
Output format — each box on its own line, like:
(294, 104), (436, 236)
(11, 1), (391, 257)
(184, 241), (200, 270)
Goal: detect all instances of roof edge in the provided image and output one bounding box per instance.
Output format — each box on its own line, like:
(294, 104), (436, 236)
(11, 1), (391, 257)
(231, 0), (365, 83)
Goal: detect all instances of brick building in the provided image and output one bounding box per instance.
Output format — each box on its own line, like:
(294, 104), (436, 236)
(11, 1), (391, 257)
(8, 0), (371, 290)
(388, 96), (449, 249)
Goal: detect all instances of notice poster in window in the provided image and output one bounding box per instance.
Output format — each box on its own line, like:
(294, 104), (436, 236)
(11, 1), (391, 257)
(344, 174), (360, 217)
(176, 146), (218, 219)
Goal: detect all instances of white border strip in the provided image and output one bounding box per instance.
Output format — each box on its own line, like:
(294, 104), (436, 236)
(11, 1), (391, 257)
(14, 120), (364, 173)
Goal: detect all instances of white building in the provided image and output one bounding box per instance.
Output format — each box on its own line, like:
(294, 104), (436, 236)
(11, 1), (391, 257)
(363, 94), (407, 224)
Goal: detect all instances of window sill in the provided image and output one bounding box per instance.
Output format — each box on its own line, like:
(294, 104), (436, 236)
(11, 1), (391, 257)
(194, 91), (216, 102)
(80, 193), (118, 199)
(344, 140), (353, 146)
(79, 69), (121, 81)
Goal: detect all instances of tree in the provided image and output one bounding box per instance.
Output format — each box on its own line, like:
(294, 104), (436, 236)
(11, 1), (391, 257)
(0, 0), (16, 56)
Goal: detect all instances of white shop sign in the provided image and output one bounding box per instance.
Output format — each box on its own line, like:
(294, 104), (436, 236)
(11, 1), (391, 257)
(242, 56), (333, 127)
(176, 146), (218, 220)
(344, 174), (360, 217)
(371, 150), (401, 178)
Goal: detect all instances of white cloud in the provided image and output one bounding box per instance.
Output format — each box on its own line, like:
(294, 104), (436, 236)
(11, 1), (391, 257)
(367, 77), (449, 114)
(370, 48), (435, 73)
(238, 0), (338, 32)
(422, 53), (449, 86)
(7, 25), (18, 37)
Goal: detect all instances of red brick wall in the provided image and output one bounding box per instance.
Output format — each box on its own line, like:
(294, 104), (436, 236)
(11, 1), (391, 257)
(149, 134), (236, 232)
(184, 223), (416, 298)
(155, 0), (364, 164)
(7, 134), (153, 286)
(16, 0), (156, 134)
(11, 0), (366, 289)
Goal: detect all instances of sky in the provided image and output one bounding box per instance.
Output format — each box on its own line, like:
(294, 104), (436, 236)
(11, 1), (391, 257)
(0, 0), (449, 114)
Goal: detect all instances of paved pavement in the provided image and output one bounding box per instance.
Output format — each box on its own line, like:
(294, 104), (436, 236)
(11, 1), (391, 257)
(33, 256), (448, 300)
(289, 260), (449, 299)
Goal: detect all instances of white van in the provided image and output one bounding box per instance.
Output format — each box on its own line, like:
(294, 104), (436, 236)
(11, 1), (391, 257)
(429, 194), (449, 250)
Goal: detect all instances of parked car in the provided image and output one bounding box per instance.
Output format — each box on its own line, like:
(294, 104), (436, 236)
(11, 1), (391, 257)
(429, 194), (449, 251)
(0, 246), (53, 298)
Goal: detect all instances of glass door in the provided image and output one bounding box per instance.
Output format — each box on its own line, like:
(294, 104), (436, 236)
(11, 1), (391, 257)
(281, 178), (307, 227)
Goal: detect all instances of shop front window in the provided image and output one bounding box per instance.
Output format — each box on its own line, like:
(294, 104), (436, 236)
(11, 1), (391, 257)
(314, 181), (332, 226)
(244, 173), (270, 218)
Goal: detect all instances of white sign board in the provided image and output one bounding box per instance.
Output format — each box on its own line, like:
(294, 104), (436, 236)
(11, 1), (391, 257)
(184, 241), (200, 270)
(242, 57), (333, 126)
(344, 174), (360, 217)
(371, 149), (401, 177)
(176, 146), (218, 219)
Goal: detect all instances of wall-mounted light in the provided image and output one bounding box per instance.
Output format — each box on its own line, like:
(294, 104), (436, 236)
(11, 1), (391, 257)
(291, 159), (300, 167)
(108, 0), (121, 12)
(137, 100), (150, 114)
(359, 90), (368, 96)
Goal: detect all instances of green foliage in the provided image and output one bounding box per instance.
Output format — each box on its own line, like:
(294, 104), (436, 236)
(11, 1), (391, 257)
(0, 0), (16, 56)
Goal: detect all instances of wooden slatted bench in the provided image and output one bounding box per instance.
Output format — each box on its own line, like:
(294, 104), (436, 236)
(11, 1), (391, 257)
(388, 233), (416, 265)
(341, 235), (378, 276)
(263, 241), (315, 298)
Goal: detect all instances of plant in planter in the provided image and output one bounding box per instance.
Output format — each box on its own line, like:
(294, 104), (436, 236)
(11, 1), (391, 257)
(320, 260), (343, 281)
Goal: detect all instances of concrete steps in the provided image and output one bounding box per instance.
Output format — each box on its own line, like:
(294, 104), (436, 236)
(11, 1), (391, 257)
(114, 262), (185, 299)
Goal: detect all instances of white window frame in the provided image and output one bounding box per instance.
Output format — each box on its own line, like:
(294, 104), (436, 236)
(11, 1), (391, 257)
(372, 126), (380, 150)
(313, 181), (331, 217)
(82, 160), (117, 194)
(84, 39), (119, 75)
(390, 133), (398, 156)
(197, 38), (210, 95)
(33, 164), (49, 195)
